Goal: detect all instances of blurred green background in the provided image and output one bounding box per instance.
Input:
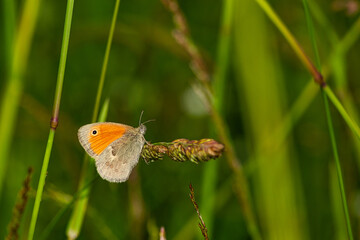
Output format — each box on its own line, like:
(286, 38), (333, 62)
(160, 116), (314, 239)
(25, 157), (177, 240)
(1, 0), (360, 239)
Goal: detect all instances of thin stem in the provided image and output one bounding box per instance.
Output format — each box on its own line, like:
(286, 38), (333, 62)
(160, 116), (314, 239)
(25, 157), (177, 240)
(302, 0), (320, 67)
(189, 184), (209, 240)
(27, 0), (74, 238)
(201, 0), (234, 235)
(255, 0), (323, 85)
(322, 90), (353, 240)
(66, 0), (120, 237)
(210, 77), (261, 240)
(213, 0), (234, 110)
(245, 7), (360, 173)
(302, 0), (353, 238)
(6, 167), (33, 240)
(308, 1), (339, 46)
(92, 0), (121, 122)
(39, 177), (97, 240)
(67, 99), (110, 238)
(28, 130), (55, 240)
(255, 0), (360, 144)
(246, 80), (319, 175)
(161, 0), (260, 238)
(51, 0), (75, 129)
(324, 87), (360, 141)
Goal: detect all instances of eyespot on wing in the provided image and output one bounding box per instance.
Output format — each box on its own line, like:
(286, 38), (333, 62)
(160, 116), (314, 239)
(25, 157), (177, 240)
(78, 123), (132, 157)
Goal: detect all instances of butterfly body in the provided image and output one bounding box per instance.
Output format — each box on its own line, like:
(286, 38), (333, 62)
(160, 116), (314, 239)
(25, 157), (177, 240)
(78, 122), (146, 183)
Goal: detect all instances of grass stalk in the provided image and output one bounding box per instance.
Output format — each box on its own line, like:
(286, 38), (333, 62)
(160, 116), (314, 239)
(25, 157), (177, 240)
(66, 155), (94, 239)
(255, 0), (360, 143)
(91, 0), (120, 123)
(235, 0), (306, 238)
(189, 184), (209, 239)
(245, 81), (318, 175)
(324, 87), (360, 141)
(162, 0), (260, 238)
(66, 0), (121, 237)
(301, 0), (320, 67)
(213, 0), (234, 110)
(302, 0), (353, 238)
(199, 163), (216, 238)
(28, 130), (55, 240)
(254, 0), (323, 85)
(38, 176), (98, 240)
(200, 0), (234, 236)
(246, 7), (360, 176)
(27, 0), (75, 238)
(322, 91), (353, 239)
(174, 177), (233, 240)
(66, 99), (110, 239)
(268, 81), (318, 149)
(6, 167), (33, 240)
(210, 110), (261, 240)
(261, 7), (360, 153)
(265, 9), (360, 159)
(308, 1), (339, 46)
(329, 163), (348, 239)
(313, 2), (360, 171)
(3, 0), (15, 71)
(0, 0), (40, 197)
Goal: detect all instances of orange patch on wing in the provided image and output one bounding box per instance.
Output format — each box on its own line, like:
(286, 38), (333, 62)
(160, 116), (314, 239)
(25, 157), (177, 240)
(89, 124), (129, 155)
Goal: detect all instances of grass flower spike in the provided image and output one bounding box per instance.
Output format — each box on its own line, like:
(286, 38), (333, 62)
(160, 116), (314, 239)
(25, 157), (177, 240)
(142, 139), (224, 163)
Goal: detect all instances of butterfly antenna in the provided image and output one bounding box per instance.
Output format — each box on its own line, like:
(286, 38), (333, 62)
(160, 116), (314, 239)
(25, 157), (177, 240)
(142, 119), (156, 125)
(139, 110), (144, 126)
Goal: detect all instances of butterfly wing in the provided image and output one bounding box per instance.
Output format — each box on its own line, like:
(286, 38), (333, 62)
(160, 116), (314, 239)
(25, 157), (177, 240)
(95, 128), (145, 182)
(78, 122), (132, 159)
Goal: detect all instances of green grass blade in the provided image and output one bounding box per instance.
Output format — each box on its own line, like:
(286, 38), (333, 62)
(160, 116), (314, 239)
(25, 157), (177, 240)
(213, 0), (234, 110)
(322, 90), (353, 239)
(255, 0), (360, 145)
(201, 0), (234, 237)
(2, 0), (16, 70)
(308, 1), (339, 46)
(66, 99), (109, 239)
(329, 163), (348, 239)
(65, 1), (120, 238)
(301, 0), (320, 68)
(38, 178), (98, 240)
(161, 1), (260, 237)
(254, 0), (322, 83)
(324, 87), (360, 141)
(302, 0), (353, 238)
(246, 81), (319, 175)
(200, 160), (216, 239)
(28, 129), (56, 240)
(91, 0), (121, 123)
(27, 0), (75, 238)
(235, 0), (306, 238)
(0, 0), (40, 198)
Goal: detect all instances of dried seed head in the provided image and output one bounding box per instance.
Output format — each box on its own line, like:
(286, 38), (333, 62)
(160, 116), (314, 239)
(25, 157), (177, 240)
(141, 139), (224, 164)
(6, 167), (33, 240)
(169, 139), (224, 163)
(141, 144), (168, 163)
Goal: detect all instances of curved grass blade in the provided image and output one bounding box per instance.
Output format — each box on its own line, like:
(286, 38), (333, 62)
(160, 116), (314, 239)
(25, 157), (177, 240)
(27, 0), (75, 238)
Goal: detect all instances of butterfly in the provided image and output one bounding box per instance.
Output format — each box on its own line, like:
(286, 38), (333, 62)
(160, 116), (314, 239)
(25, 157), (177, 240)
(77, 121), (146, 183)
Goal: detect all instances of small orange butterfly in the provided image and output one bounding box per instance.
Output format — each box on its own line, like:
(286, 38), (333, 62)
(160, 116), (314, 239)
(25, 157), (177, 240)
(78, 121), (146, 183)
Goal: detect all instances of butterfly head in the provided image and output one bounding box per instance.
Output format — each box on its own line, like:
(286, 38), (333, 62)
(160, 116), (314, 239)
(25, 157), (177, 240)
(139, 124), (146, 135)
